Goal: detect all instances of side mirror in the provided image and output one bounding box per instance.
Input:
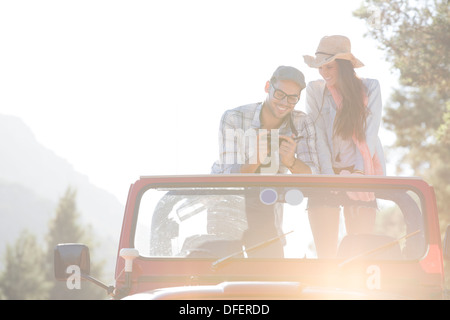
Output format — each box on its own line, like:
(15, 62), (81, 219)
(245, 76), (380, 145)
(54, 243), (90, 280)
(54, 243), (115, 296)
(443, 225), (450, 260)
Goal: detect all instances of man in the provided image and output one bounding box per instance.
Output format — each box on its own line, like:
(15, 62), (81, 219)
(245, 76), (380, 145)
(211, 65), (320, 175)
(210, 66), (320, 257)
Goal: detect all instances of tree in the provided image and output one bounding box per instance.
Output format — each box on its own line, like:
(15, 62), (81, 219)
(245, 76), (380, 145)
(354, 0), (449, 93)
(437, 102), (450, 145)
(0, 230), (50, 300)
(354, 0), (450, 288)
(0, 186), (108, 299)
(45, 187), (106, 300)
(354, 0), (450, 225)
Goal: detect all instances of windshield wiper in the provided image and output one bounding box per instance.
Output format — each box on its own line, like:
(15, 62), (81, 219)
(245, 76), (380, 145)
(211, 230), (294, 270)
(338, 230), (421, 268)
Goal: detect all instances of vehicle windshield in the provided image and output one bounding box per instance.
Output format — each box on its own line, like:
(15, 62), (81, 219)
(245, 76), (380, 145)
(134, 182), (426, 261)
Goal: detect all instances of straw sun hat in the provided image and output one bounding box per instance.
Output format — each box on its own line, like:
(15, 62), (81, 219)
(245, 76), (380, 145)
(303, 35), (364, 68)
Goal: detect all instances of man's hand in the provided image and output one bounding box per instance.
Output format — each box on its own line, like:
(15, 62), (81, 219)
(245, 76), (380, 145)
(279, 134), (297, 168)
(255, 130), (275, 166)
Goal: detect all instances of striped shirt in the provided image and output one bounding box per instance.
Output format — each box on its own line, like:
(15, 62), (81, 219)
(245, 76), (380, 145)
(211, 102), (320, 174)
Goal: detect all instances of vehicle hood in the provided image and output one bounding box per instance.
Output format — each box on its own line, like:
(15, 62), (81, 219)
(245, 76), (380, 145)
(122, 281), (408, 300)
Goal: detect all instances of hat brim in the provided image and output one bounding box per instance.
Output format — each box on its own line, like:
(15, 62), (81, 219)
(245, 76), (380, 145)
(303, 53), (364, 68)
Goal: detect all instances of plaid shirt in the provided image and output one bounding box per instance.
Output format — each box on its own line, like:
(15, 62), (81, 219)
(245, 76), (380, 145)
(211, 102), (320, 174)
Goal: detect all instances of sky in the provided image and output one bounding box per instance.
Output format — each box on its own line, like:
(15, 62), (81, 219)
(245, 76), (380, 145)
(0, 0), (399, 206)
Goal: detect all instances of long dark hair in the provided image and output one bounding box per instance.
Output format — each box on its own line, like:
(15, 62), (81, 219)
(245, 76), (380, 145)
(333, 59), (368, 142)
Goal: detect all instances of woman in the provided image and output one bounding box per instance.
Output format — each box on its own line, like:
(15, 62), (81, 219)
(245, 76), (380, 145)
(303, 35), (386, 258)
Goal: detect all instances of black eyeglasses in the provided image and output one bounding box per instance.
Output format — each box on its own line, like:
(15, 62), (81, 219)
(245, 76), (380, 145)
(270, 83), (300, 104)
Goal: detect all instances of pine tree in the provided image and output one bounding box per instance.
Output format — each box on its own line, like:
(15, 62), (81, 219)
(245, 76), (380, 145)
(0, 230), (50, 300)
(45, 186), (106, 300)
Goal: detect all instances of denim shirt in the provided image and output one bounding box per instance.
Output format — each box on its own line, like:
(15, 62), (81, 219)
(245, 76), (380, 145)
(305, 78), (386, 175)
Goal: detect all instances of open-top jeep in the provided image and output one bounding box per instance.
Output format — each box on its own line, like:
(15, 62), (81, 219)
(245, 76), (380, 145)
(54, 174), (450, 299)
